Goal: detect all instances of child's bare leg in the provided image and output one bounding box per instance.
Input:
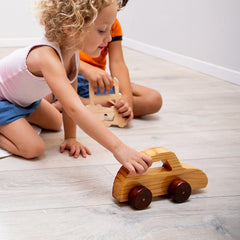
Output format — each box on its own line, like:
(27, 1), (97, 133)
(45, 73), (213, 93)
(131, 83), (162, 117)
(52, 101), (63, 112)
(51, 96), (91, 112)
(0, 118), (45, 158)
(27, 99), (62, 131)
(44, 94), (64, 113)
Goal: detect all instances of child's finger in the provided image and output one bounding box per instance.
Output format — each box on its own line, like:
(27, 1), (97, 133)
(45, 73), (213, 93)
(85, 147), (92, 155)
(124, 162), (137, 176)
(78, 146), (92, 158)
(104, 76), (113, 93)
(121, 108), (132, 117)
(97, 79), (105, 93)
(69, 146), (76, 157)
(92, 81), (99, 93)
(114, 99), (124, 109)
(141, 154), (152, 167)
(60, 142), (67, 153)
(132, 161), (148, 175)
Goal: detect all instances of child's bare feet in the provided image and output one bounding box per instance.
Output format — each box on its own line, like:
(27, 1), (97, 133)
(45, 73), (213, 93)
(52, 100), (63, 112)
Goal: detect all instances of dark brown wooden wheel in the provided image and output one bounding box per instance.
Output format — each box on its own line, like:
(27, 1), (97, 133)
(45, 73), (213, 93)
(169, 179), (192, 203)
(128, 185), (152, 210)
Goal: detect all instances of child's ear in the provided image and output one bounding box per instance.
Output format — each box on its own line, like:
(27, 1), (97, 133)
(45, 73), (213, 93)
(63, 26), (72, 36)
(63, 20), (74, 35)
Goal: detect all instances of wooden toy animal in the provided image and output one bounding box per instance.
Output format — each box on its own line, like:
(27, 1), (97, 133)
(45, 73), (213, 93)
(112, 147), (208, 210)
(87, 77), (127, 128)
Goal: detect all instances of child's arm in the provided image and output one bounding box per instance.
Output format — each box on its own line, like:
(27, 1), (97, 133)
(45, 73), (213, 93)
(108, 40), (133, 116)
(60, 79), (91, 158)
(31, 46), (152, 175)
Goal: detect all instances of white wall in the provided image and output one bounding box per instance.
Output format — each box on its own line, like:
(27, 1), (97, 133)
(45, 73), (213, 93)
(0, 0), (43, 46)
(1, 0), (240, 84)
(118, 0), (240, 85)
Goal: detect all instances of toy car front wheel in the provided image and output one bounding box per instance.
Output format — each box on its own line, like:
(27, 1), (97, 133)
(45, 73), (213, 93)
(128, 185), (152, 210)
(169, 179), (192, 203)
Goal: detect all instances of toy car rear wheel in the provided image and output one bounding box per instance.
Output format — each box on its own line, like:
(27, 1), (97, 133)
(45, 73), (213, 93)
(128, 185), (152, 210)
(169, 179), (192, 203)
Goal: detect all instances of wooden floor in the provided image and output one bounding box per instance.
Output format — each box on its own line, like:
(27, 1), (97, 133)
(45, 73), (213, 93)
(0, 47), (240, 240)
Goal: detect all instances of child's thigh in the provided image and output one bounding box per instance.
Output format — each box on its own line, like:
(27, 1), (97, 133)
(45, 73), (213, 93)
(27, 98), (62, 131)
(131, 83), (154, 96)
(0, 118), (45, 156)
(131, 83), (162, 102)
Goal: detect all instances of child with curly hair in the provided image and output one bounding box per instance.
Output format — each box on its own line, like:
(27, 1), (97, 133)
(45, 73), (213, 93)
(53, 0), (162, 120)
(0, 0), (152, 175)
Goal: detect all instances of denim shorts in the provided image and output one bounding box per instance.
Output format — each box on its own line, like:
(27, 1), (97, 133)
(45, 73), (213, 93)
(0, 99), (41, 125)
(77, 73), (114, 98)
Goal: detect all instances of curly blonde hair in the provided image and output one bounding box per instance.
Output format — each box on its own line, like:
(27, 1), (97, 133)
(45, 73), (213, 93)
(36, 0), (122, 44)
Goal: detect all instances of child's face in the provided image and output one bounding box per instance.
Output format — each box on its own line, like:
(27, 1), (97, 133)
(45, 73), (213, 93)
(78, 2), (118, 57)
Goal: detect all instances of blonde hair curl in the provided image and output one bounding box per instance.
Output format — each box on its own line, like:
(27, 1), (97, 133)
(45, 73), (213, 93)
(36, 0), (122, 44)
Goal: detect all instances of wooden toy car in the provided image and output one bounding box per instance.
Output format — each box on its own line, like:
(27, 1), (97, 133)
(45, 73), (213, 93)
(87, 77), (127, 128)
(112, 147), (208, 210)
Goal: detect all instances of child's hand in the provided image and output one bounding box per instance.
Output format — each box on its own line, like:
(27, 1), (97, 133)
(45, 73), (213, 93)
(60, 138), (91, 158)
(84, 67), (114, 94)
(113, 143), (152, 176)
(114, 99), (133, 122)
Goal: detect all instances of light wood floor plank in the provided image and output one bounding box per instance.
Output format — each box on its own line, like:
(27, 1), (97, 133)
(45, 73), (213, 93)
(0, 47), (240, 239)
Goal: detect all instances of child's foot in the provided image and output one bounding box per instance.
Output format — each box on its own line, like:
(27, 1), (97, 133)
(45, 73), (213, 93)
(52, 101), (63, 112)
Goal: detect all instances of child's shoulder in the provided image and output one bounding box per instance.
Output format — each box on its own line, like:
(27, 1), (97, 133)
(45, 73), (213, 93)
(29, 38), (62, 61)
(27, 45), (61, 76)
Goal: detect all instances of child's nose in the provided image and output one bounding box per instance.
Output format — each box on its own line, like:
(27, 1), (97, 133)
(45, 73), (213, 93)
(105, 31), (112, 43)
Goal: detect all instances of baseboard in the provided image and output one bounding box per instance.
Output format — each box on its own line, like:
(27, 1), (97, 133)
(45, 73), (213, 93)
(1, 37), (240, 86)
(123, 38), (240, 86)
(0, 38), (40, 47)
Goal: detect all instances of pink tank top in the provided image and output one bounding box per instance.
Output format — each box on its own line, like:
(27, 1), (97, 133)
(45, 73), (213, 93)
(0, 38), (79, 107)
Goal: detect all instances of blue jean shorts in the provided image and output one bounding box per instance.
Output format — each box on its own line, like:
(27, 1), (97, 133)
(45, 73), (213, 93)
(0, 99), (41, 125)
(77, 73), (114, 98)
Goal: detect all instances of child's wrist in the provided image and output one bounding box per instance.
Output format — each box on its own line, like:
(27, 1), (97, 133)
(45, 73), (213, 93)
(64, 135), (76, 140)
(111, 141), (125, 156)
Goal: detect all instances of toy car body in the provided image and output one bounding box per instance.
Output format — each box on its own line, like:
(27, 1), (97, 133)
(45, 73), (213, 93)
(112, 147), (208, 209)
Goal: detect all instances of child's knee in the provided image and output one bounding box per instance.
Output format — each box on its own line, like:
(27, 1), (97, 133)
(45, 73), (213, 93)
(149, 90), (162, 112)
(21, 138), (45, 159)
(51, 116), (63, 131)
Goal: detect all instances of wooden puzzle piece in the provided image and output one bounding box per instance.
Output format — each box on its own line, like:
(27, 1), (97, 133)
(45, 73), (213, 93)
(112, 147), (208, 210)
(87, 77), (127, 128)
